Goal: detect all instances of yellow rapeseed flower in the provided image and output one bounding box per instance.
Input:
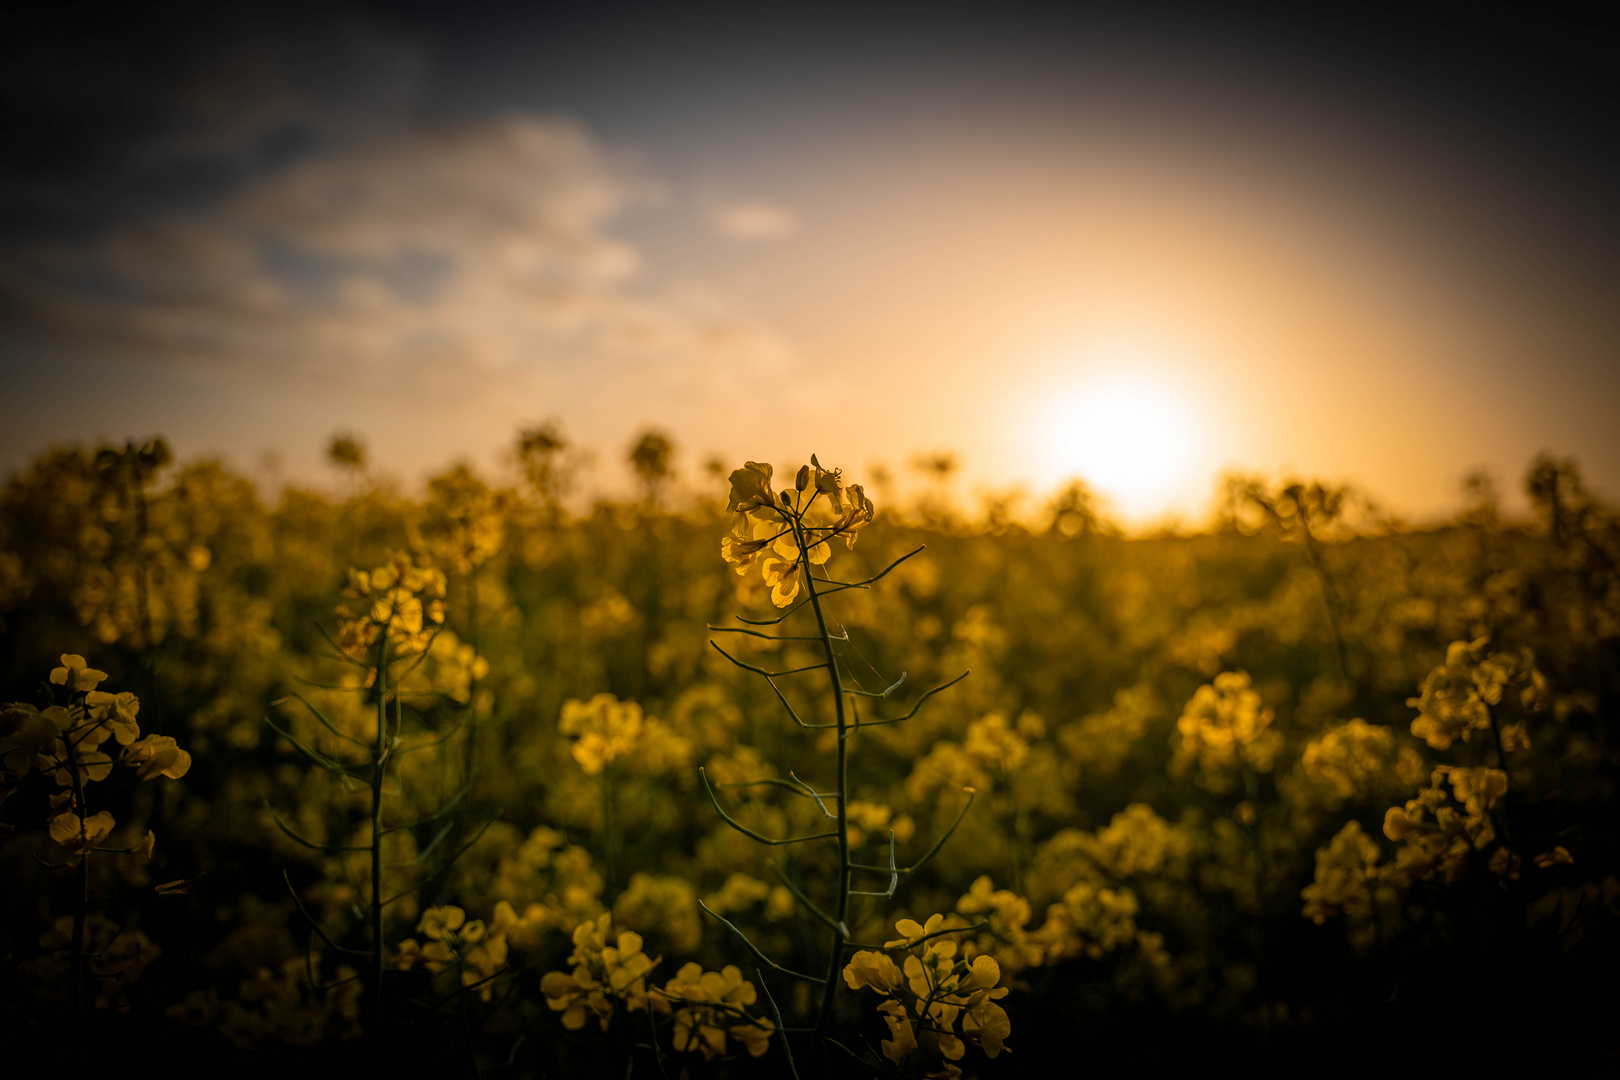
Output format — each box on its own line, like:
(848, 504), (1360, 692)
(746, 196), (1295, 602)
(49, 810), (115, 862)
(1, 704), (57, 779)
(540, 914), (661, 1032)
(877, 999), (917, 1063)
(122, 734), (191, 780)
(85, 690), (141, 746)
(843, 950), (904, 994)
(558, 693), (647, 775)
(726, 462), (776, 513)
(50, 654), (107, 692)
(659, 963), (771, 1060)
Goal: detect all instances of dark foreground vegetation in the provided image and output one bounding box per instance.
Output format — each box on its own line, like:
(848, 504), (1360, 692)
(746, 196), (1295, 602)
(1, 434), (1615, 1076)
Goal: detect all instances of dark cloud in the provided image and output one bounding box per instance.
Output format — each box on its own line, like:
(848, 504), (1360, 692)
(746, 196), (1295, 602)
(0, 2), (425, 243)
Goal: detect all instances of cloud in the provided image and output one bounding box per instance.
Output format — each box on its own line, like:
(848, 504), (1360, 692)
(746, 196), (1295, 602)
(710, 200), (799, 241)
(1, 115), (794, 422)
(0, 6), (427, 244)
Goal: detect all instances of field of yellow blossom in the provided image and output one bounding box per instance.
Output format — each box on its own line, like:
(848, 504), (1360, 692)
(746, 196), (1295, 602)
(0, 434), (1615, 1075)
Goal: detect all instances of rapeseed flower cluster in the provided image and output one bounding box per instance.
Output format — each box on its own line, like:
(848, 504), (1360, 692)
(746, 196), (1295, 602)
(169, 954), (364, 1047)
(1382, 765), (1511, 883)
(843, 915), (1011, 1070)
(613, 872), (704, 954)
(721, 458), (874, 607)
(1407, 637), (1544, 751)
(558, 693), (656, 775)
(1300, 821), (1401, 954)
(1173, 671), (1283, 793)
(3, 656), (188, 868)
(540, 913), (661, 1031)
(418, 464), (507, 574)
(24, 914), (161, 1007)
(1301, 719), (1398, 801)
(955, 875), (1046, 972)
(537, 910), (777, 1059)
(657, 962), (774, 1059)
(334, 551), (448, 659)
(488, 825), (606, 943)
(396, 903), (518, 1000)
(1032, 881), (1147, 963)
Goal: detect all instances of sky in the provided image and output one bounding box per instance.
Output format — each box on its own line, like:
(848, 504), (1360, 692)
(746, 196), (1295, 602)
(2, 1), (1618, 523)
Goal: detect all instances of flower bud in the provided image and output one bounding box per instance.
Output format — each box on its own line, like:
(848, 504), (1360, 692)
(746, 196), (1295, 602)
(795, 464), (811, 491)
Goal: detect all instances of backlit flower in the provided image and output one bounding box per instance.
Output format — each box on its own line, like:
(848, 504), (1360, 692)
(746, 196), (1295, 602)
(50, 654), (107, 692)
(726, 461), (776, 512)
(122, 734), (191, 780)
(50, 810), (115, 861)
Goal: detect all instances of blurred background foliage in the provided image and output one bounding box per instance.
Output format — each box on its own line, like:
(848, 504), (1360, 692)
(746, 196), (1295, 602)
(0, 431), (1615, 1074)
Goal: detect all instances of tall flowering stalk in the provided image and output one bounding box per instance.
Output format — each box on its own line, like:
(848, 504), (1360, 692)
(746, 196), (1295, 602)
(267, 552), (494, 1025)
(1, 655), (188, 1013)
(704, 457), (978, 1060)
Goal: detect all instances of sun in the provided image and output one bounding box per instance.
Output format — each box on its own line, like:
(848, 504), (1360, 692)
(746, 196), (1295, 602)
(1040, 373), (1199, 520)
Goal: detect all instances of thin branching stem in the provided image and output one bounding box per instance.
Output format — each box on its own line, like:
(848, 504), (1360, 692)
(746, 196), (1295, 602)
(849, 671), (970, 728)
(1300, 520), (1352, 680)
(381, 782), (471, 835)
(758, 970), (803, 1080)
(698, 900), (825, 983)
(315, 622), (371, 668)
(699, 769), (838, 845)
(734, 595), (812, 626)
(282, 691), (373, 750)
(762, 674), (832, 729)
(771, 863), (842, 933)
(849, 831), (898, 898)
(709, 641), (827, 678)
(707, 626), (825, 642)
(384, 816), (458, 867)
(265, 803), (371, 851)
(380, 814), (498, 907)
(841, 672), (907, 699)
(849, 790), (976, 876)
(842, 920), (986, 953)
(810, 546), (925, 597)
(283, 871), (370, 957)
(263, 716), (357, 775)
(393, 717), (469, 760)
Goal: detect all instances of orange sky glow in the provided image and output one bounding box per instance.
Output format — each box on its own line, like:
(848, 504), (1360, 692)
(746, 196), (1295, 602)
(2, 5), (1616, 527)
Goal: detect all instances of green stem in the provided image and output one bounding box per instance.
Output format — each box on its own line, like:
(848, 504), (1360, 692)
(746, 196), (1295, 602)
(463, 563), (479, 789)
(1486, 706), (1515, 861)
(371, 632), (389, 1024)
(134, 466), (155, 656)
(62, 719), (89, 1015)
(601, 768), (617, 899)
(799, 510), (850, 1035)
(1012, 789), (1029, 897)
(1301, 523), (1350, 681)
(73, 853), (88, 1014)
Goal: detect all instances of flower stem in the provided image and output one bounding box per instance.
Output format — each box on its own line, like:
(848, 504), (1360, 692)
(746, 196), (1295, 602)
(62, 721), (89, 1015)
(371, 632), (389, 1025)
(798, 510), (850, 1035)
(462, 563), (479, 790)
(601, 767), (617, 899)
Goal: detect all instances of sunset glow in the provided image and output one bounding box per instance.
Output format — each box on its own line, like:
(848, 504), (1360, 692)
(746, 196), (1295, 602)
(0, 5), (1614, 520)
(2, 6), (1617, 1072)
(1040, 371), (1202, 520)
